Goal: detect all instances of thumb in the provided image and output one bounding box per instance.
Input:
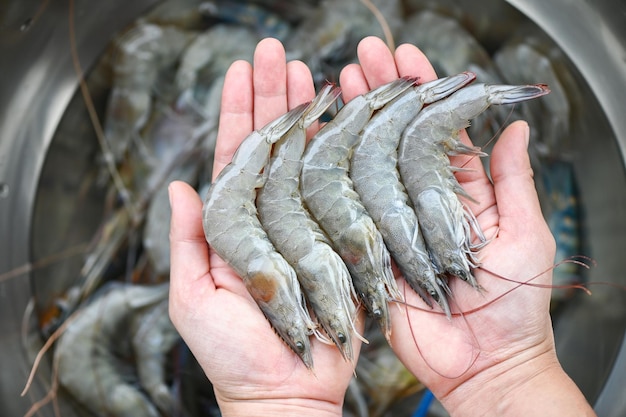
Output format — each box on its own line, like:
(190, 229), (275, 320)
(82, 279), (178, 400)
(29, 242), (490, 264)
(168, 180), (212, 294)
(490, 121), (555, 253)
(491, 121), (539, 227)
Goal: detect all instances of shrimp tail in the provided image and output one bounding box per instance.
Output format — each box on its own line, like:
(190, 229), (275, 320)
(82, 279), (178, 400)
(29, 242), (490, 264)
(301, 83), (342, 126)
(258, 101), (311, 143)
(421, 71), (476, 101)
(365, 76), (418, 107)
(487, 83), (551, 104)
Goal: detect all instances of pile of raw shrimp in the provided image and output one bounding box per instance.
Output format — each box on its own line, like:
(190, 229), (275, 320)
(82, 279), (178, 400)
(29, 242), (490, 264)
(202, 72), (550, 368)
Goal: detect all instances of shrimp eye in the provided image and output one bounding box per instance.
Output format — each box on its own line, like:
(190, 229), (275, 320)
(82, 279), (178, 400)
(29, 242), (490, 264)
(430, 290), (440, 302)
(455, 269), (467, 280)
(337, 333), (347, 344)
(373, 308), (383, 319)
(295, 341), (305, 353)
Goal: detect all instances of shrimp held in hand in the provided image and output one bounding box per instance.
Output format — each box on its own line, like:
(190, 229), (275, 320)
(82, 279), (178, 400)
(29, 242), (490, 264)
(202, 102), (320, 369)
(398, 83), (550, 289)
(301, 77), (415, 341)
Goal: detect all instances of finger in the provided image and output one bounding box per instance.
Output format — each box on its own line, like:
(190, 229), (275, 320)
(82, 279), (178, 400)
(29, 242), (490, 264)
(490, 121), (553, 249)
(356, 36), (399, 88)
(253, 38), (288, 128)
(394, 43), (438, 81)
(286, 59), (315, 107)
(213, 60), (253, 180)
(286, 59), (317, 136)
(339, 63), (369, 102)
(168, 181), (212, 295)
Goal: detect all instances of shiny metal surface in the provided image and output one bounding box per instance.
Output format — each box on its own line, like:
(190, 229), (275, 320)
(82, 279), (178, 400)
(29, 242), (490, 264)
(0, 1), (156, 415)
(506, 0), (626, 163)
(0, 1), (624, 416)
(504, 1), (626, 415)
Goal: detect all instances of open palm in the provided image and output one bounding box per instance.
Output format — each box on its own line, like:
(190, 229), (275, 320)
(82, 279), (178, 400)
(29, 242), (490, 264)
(337, 38), (557, 410)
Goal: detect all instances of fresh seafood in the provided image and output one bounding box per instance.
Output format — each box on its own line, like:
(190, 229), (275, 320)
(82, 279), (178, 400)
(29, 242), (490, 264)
(103, 23), (193, 163)
(493, 29), (579, 156)
(398, 83), (551, 287)
(22, 2), (591, 416)
(199, 0), (292, 41)
(285, 0), (403, 86)
(350, 72), (476, 317)
(202, 102), (320, 369)
(54, 283), (179, 417)
(256, 85), (362, 362)
(173, 24), (259, 110)
(300, 77), (415, 340)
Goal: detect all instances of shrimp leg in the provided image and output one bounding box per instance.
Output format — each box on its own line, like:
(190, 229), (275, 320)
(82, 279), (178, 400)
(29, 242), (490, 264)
(301, 77), (416, 341)
(257, 85), (364, 362)
(203, 103), (318, 369)
(351, 72), (476, 318)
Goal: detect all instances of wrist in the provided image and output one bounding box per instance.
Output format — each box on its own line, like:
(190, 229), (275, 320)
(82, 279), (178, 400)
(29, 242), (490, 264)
(440, 345), (595, 417)
(215, 391), (343, 417)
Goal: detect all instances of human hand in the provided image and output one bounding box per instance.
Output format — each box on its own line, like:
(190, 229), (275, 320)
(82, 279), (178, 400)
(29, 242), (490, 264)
(168, 38), (362, 417)
(340, 37), (594, 416)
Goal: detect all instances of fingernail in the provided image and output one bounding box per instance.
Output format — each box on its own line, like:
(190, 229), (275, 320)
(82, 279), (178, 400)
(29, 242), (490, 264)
(522, 121), (530, 148)
(168, 183), (174, 209)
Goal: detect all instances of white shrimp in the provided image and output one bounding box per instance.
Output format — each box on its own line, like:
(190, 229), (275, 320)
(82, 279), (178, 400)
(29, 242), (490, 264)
(350, 72), (476, 317)
(256, 85), (365, 362)
(202, 102), (320, 369)
(54, 283), (179, 417)
(398, 83), (551, 287)
(300, 77), (416, 341)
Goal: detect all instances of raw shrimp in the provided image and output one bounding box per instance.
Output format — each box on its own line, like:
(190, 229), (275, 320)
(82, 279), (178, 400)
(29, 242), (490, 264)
(198, 0), (292, 41)
(202, 103), (320, 369)
(351, 72), (476, 318)
(284, 0), (403, 86)
(53, 283), (179, 417)
(173, 24), (259, 107)
(103, 22), (193, 162)
(300, 77), (415, 340)
(256, 85), (362, 362)
(398, 83), (551, 288)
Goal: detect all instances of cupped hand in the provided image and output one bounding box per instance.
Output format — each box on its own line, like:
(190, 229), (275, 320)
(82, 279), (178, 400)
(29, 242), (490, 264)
(168, 38), (363, 417)
(340, 37), (560, 414)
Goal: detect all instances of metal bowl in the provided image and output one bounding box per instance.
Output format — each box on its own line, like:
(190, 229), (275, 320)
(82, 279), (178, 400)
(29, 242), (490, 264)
(1, 1), (624, 416)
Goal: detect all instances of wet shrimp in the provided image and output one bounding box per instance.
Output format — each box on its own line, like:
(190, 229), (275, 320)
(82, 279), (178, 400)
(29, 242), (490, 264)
(202, 103), (320, 369)
(103, 23), (192, 162)
(300, 77), (416, 341)
(256, 85), (363, 362)
(350, 72), (476, 318)
(54, 283), (179, 417)
(398, 83), (551, 288)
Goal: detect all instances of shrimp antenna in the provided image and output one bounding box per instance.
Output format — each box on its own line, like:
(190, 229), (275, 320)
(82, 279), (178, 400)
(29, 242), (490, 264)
(68, 0), (137, 221)
(401, 281), (481, 379)
(359, 0), (395, 52)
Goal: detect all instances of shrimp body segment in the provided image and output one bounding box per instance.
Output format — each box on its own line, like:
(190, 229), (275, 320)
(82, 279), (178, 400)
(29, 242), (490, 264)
(301, 77), (416, 340)
(398, 83), (551, 287)
(202, 103), (318, 369)
(351, 72), (476, 317)
(256, 86), (363, 362)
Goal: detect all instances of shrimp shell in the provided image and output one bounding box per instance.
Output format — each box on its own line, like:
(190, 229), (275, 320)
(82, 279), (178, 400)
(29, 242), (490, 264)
(351, 72), (476, 318)
(202, 103), (319, 369)
(301, 77), (416, 340)
(398, 83), (551, 287)
(257, 85), (363, 362)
